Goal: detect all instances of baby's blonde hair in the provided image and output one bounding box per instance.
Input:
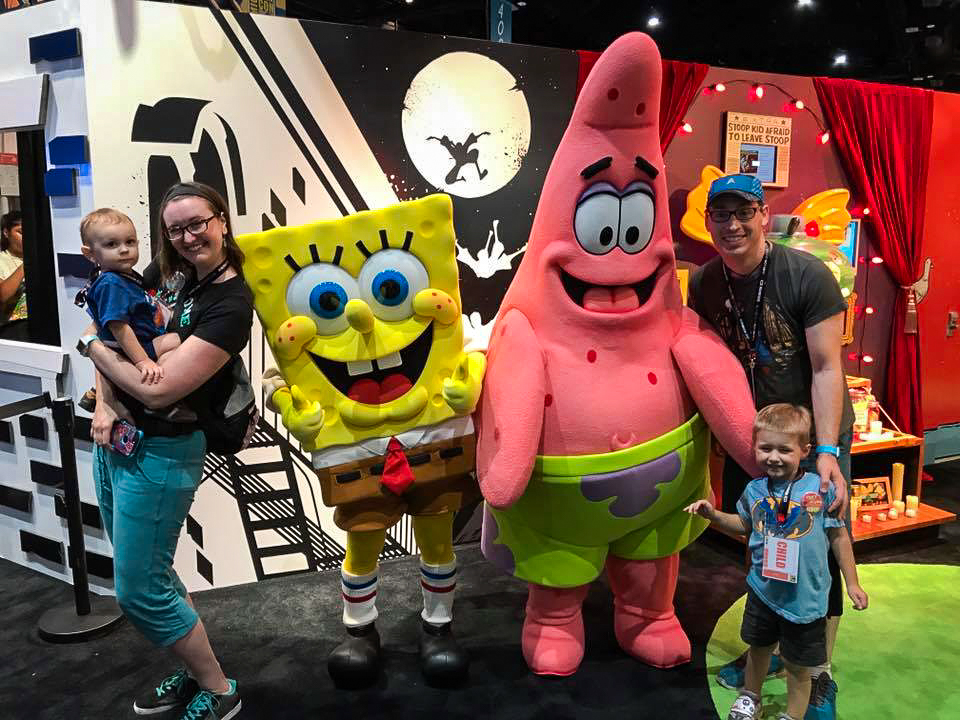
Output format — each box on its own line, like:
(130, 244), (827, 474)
(753, 403), (812, 447)
(80, 208), (135, 246)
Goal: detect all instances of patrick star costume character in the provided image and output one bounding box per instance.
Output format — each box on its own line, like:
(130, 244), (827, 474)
(476, 32), (759, 676)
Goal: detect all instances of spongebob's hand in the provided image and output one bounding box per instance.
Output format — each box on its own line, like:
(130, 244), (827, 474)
(274, 384), (325, 445)
(442, 351), (486, 414)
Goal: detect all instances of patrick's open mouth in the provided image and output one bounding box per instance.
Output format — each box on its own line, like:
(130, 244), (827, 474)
(560, 268), (658, 313)
(309, 324), (433, 405)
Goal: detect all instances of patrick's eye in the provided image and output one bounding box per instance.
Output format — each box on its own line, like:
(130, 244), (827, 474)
(358, 249), (429, 321)
(574, 191), (619, 255)
(618, 187), (655, 254)
(285, 263), (359, 336)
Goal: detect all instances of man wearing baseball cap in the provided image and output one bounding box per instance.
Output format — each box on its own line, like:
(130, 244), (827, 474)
(688, 174), (855, 720)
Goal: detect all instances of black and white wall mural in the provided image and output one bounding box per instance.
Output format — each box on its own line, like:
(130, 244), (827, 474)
(49, 0), (581, 590)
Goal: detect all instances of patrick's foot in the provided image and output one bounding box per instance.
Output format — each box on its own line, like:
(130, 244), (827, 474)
(522, 584), (589, 676)
(613, 608), (691, 668)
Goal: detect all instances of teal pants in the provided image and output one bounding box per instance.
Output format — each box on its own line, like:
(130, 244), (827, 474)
(94, 431), (206, 647)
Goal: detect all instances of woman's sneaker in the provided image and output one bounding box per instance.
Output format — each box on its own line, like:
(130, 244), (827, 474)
(179, 680), (241, 720)
(717, 652), (785, 690)
(727, 691), (761, 720)
(134, 668), (200, 715)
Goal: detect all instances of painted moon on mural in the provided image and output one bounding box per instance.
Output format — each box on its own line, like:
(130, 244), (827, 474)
(402, 52), (531, 199)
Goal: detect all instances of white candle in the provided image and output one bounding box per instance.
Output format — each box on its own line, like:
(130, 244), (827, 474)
(888, 508), (899, 520)
(877, 512), (888, 522)
(862, 514), (872, 523)
(870, 420), (883, 434)
(906, 495), (919, 510)
(893, 500), (906, 514)
(905, 508), (918, 518)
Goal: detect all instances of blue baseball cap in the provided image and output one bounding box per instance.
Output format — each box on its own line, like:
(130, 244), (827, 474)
(707, 174), (765, 206)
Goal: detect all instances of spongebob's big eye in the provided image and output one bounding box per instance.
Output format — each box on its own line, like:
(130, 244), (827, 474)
(574, 185), (620, 255)
(618, 183), (655, 254)
(358, 249), (429, 321)
(286, 263), (359, 335)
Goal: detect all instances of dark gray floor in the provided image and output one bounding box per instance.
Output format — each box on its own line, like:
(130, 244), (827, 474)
(2, 463), (958, 720)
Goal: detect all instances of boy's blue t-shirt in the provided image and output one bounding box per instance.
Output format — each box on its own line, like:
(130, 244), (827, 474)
(737, 471), (845, 624)
(85, 271), (163, 360)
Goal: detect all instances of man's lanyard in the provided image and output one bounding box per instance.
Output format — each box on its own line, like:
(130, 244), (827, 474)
(768, 475), (798, 527)
(721, 244), (770, 397)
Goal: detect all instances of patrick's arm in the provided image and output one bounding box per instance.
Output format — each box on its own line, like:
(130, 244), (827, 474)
(671, 308), (760, 477)
(475, 309), (546, 509)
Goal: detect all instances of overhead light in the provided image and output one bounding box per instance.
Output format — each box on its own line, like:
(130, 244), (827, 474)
(647, 15), (661, 28)
(833, 53), (848, 66)
(797, 0), (813, 7)
(516, 1), (527, 5)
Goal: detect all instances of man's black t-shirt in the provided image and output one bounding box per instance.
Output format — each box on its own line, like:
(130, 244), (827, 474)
(118, 272), (253, 436)
(689, 242), (855, 440)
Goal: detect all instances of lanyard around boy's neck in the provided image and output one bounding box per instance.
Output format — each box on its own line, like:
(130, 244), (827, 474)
(767, 473), (799, 527)
(186, 259), (229, 299)
(721, 243), (770, 399)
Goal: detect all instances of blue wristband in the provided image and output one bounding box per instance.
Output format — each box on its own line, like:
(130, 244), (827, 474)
(815, 444), (840, 457)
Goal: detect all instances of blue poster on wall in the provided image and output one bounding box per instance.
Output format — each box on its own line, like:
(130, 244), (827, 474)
(490, 0), (512, 43)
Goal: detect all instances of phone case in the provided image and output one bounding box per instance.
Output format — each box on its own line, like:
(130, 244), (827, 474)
(110, 420), (143, 456)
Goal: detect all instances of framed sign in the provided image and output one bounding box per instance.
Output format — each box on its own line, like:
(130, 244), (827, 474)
(724, 112), (792, 188)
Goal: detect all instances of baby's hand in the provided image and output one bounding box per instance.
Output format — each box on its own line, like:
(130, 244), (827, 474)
(684, 499), (714, 519)
(848, 584), (869, 610)
(136, 359), (164, 384)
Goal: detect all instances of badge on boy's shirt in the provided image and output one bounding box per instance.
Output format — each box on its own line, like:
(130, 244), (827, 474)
(802, 491), (823, 514)
(762, 535), (799, 583)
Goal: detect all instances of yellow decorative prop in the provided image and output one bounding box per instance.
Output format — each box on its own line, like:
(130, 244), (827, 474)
(237, 194), (485, 452)
(680, 165), (725, 246)
(679, 166), (852, 247)
(790, 189), (852, 245)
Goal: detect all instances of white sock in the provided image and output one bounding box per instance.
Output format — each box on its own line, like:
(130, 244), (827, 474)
(812, 661), (832, 678)
(420, 558), (457, 625)
(341, 566), (378, 627)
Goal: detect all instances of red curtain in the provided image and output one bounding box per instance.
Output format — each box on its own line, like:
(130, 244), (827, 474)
(576, 50), (708, 152)
(813, 78), (934, 436)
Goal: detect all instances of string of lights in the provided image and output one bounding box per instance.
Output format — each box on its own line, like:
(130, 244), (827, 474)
(677, 79), (831, 144)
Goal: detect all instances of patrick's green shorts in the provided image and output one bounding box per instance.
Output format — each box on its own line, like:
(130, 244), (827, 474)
(481, 414), (711, 587)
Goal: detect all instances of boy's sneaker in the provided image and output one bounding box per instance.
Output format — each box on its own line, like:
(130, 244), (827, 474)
(727, 692), (761, 720)
(804, 673), (838, 720)
(134, 668), (200, 715)
(179, 680), (241, 720)
(77, 388), (97, 413)
(716, 652), (785, 690)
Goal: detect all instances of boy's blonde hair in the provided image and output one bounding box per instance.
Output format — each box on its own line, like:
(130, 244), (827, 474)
(80, 208), (135, 246)
(753, 403), (812, 446)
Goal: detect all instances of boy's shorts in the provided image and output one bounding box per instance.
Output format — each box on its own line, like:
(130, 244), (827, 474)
(741, 588), (827, 668)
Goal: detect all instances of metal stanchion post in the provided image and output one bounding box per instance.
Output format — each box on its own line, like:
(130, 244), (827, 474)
(37, 396), (123, 643)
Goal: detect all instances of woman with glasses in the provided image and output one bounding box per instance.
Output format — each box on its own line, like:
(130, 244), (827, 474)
(0, 210), (28, 341)
(80, 182), (251, 720)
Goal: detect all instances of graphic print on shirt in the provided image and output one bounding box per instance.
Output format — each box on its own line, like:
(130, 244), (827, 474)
(714, 298), (801, 376)
(749, 496), (814, 540)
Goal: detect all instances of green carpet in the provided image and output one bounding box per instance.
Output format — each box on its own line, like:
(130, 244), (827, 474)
(706, 564), (960, 719)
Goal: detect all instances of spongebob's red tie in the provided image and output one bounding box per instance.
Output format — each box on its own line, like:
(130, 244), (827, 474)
(380, 437), (415, 495)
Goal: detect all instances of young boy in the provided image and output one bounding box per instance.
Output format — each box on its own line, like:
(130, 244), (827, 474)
(686, 404), (867, 720)
(77, 209), (180, 407)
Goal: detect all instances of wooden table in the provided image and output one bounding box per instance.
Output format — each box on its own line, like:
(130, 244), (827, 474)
(851, 502), (956, 541)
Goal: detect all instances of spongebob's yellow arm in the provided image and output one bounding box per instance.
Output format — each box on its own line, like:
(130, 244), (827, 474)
(442, 351), (486, 415)
(262, 367), (325, 446)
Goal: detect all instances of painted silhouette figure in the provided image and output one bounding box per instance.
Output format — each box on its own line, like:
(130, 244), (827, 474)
(427, 131), (490, 184)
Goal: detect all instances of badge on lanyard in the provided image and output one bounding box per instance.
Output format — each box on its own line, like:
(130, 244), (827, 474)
(762, 535), (799, 583)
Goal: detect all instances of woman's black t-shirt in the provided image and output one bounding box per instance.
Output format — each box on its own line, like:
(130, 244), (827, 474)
(117, 273), (253, 436)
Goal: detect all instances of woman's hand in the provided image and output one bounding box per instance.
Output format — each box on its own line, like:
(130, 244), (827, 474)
(91, 389), (132, 447)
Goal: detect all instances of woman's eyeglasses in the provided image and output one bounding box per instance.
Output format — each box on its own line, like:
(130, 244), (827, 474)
(706, 206), (762, 223)
(166, 214), (218, 241)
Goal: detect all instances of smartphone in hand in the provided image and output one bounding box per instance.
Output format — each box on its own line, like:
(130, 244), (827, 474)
(110, 419), (143, 456)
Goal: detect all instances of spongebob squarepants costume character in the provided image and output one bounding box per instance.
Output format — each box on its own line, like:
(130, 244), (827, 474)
(237, 194), (485, 689)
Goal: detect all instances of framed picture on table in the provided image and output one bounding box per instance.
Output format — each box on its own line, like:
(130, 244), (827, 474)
(852, 476), (892, 513)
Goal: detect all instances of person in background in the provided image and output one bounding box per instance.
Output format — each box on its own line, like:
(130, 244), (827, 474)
(688, 174), (856, 720)
(79, 183), (251, 720)
(686, 403), (867, 720)
(0, 210), (28, 341)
